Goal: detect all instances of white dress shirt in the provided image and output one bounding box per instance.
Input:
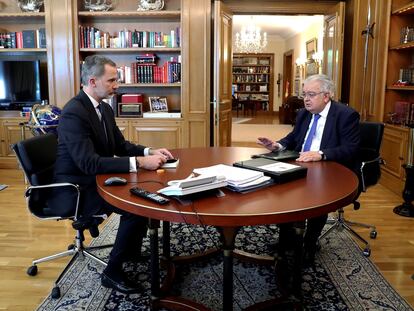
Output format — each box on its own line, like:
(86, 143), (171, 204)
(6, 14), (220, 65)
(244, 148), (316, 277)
(301, 101), (331, 152)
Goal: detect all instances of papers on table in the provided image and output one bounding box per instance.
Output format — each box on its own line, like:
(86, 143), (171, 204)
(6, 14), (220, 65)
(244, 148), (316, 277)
(158, 175), (227, 196)
(193, 164), (272, 192)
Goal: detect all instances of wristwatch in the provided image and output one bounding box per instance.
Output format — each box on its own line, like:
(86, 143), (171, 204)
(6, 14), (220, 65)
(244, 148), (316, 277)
(318, 150), (326, 160)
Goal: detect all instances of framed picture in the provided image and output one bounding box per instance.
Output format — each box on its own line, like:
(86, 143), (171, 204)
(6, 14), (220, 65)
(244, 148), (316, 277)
(149, 96), (168, 112)
(305, 60), (319, 77)
(306, 38), (317, 59)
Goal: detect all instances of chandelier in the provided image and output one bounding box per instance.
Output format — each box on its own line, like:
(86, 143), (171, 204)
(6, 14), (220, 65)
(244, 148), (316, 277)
(235, 22), (267, 54)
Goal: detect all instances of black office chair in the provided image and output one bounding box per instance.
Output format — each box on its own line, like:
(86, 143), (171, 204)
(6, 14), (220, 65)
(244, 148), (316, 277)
(319, 122), (385, 257)
(13, 133), (112, 299)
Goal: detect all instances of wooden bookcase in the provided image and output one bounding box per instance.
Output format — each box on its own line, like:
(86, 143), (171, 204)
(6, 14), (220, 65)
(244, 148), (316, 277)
(380, 0), (414, 194)
(74, 0), (182, 115)
(0, 1), (49, 101)
(232, 53), (274, 112)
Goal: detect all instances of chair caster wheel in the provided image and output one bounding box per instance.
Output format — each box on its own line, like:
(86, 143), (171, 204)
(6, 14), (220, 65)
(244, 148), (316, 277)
(51, 286), (61, 299)
(363, 248), (371, 257)
(27, 265), (38, 276)
(67, 244), (75, 250)
(370, 231), (377, 239)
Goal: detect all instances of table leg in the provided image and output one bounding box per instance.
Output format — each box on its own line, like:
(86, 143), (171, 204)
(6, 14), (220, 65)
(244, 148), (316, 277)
(162, 221), (170, 259)
(218, 226), (240, 311)
(149, 220), (160, 304)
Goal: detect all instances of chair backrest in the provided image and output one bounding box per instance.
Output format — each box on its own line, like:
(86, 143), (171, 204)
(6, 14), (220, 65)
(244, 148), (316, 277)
(13, 133), (58, 186)
(358, 122), (385, 191)
(13, 133), (58, 217)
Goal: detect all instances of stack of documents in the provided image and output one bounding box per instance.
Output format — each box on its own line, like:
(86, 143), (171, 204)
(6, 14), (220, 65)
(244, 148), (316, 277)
(158, 175), (227, 196)
(233, 158), (307, 183)
(193, 164), (272, 192)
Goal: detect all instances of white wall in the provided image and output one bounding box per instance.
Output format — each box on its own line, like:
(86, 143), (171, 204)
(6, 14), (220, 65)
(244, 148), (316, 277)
(231, 16), (324, 112)
(262, 35), (285, 111)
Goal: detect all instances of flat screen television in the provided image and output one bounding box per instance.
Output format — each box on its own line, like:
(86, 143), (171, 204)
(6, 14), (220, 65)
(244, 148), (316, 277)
(0, 60), (42, 109)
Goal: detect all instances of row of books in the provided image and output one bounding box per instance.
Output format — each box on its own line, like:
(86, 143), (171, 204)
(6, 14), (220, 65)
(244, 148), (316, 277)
(117, 61), (181, 84)
(79, 26), (181, 49)
(392, 101), (414, 126)
(0, 29), (46, 49)
(233, 67), (269, 74)
(233, 74), (269, 83)
(398, 68), (414, 84)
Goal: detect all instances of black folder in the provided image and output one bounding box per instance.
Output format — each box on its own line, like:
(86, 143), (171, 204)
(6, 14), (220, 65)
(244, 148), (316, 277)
(233, 158), (307, 183)
(251, 149), (299, 161)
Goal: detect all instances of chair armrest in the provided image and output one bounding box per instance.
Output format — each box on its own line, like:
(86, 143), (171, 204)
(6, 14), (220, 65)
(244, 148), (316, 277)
(25, 182), (80, 198)
(361, 156), (383, 167)
(25, 183), (81, 220)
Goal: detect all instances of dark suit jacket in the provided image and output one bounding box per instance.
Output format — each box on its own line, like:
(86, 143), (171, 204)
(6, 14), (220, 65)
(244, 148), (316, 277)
(278, 101), (360, 171)
(50, 90), (146, 216)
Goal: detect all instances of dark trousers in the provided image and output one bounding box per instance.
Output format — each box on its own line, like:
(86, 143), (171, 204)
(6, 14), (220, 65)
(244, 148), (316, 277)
(279, 214), (328, 253)
(102, 200), (148, 273)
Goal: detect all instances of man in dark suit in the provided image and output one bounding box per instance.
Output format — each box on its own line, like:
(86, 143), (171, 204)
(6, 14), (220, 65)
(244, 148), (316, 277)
(258, 74), (360, 294)
(49, 55), (173, 294)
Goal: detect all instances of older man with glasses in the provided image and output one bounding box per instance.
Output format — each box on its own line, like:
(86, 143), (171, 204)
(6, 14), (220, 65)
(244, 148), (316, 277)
(257, 74), (360, 299)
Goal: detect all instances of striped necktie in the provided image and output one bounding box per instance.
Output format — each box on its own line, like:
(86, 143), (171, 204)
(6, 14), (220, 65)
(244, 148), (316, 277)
(302, 114), (321, 152)
(97, 103), (108, 142)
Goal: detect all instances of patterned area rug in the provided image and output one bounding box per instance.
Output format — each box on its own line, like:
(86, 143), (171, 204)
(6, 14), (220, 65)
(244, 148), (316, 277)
(36, 215), (413, 311)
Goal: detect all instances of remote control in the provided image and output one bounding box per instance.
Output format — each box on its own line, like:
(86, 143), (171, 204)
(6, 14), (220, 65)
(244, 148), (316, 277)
(130, 187), (170, 205)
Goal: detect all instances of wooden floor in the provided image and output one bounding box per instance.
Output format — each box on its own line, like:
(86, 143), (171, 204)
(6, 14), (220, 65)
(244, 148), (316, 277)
(0, 112), (413, 310)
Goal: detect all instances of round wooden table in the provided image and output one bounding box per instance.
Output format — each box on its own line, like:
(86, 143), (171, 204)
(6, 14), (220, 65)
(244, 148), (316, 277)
(97, 147), (359, 311)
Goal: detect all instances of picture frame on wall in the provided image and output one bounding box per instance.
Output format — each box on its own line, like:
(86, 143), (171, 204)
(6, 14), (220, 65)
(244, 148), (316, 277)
(305, 60), (319, 77)
(306, 38), (317, 59)
(149, 96), (168, 112)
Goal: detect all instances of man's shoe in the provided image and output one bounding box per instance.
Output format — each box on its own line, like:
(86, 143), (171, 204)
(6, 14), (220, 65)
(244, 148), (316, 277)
(101, 271), (142, 294)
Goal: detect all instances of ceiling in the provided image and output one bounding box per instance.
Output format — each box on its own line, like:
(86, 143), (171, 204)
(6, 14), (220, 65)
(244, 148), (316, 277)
(232, 15), (324, 39)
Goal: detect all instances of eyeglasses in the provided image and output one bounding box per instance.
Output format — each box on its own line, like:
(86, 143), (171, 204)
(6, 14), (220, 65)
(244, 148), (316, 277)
(301, 91), (325, 99)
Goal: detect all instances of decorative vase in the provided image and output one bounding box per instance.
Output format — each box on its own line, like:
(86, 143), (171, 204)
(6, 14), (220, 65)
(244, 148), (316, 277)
(16, 0), (44, 12)
(83, 0), (117, 12)
(137, 0), (164, 11)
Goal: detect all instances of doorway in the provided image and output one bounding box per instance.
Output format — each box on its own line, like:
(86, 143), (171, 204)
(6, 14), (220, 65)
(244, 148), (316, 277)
(213, 1), (345, 146)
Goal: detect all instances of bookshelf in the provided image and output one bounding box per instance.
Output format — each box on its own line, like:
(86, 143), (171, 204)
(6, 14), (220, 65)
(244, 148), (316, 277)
(380, 0), (414, 194)
(232, 53), (274, 111)
(0, 1), (49, 94)
(74, 0), (182, 117)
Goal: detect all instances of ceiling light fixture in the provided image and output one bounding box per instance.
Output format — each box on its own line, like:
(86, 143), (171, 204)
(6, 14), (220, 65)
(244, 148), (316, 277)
(235, 18), (267, 54)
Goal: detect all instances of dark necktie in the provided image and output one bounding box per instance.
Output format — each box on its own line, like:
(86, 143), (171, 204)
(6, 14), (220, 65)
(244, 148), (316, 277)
(97, 103), (108, 142)
(303, 114), (321, 152)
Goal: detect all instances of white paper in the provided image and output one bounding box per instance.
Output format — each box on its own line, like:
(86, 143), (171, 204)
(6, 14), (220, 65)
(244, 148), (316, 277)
(193, 164), (264, 186)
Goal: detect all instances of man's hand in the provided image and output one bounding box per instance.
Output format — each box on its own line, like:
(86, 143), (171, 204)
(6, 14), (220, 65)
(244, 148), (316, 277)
(150, 148), (173, 159)
(136, 155), (167, 170)
(296, 151), (323, 162)
(257, 137), (279, 151)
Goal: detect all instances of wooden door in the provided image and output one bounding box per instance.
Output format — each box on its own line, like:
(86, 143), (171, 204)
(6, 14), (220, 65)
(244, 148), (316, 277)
(282, 49), (294, 104)
(323, 2), (345, 100)
(213, 0), (233, 147)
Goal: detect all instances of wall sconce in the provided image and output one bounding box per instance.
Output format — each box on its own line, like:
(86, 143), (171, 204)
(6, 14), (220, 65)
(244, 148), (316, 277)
(295, 57), (307, 67)
(312, 52), (323, 68)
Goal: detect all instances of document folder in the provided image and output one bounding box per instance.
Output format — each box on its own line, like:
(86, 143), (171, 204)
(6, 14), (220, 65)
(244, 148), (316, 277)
(233, 158), (307, 183)
(251, 149), (299, 161)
